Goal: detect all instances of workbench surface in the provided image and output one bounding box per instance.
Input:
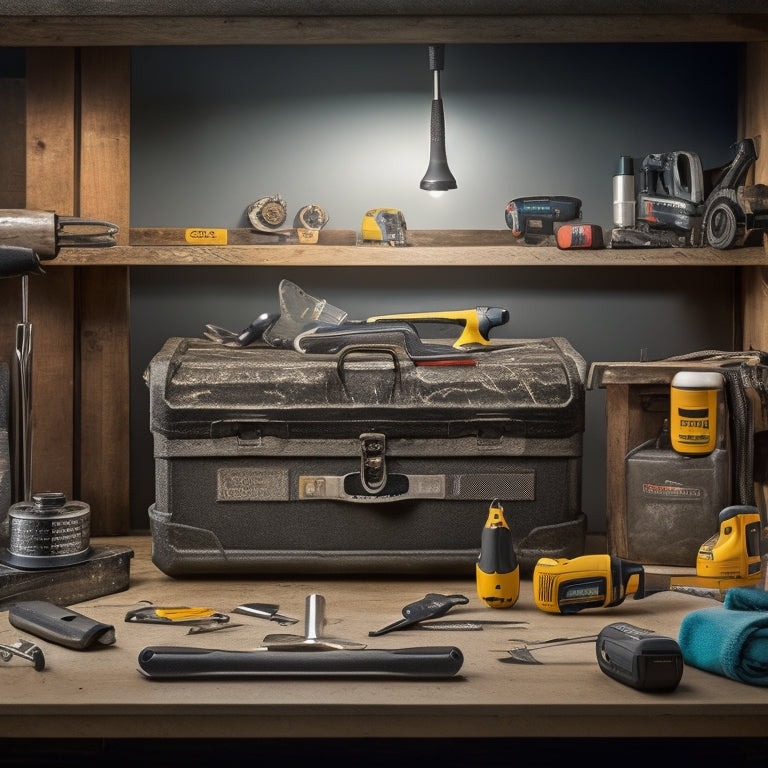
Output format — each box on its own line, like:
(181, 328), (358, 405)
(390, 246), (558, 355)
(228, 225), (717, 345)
(1, 536), (767, 742)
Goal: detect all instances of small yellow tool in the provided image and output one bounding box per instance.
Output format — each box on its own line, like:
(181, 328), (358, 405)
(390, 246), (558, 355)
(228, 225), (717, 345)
(476, 499), (520, 608)
(124, 605), (230, 626)
(694, 504), (762, 581)
(360, 207), (407, 245)
(367, 306), (509, 348)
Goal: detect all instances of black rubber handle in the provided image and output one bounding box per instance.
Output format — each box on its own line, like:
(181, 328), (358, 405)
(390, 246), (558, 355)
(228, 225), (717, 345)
(9, 600), (116, 650)
(138, 645), (464, 679)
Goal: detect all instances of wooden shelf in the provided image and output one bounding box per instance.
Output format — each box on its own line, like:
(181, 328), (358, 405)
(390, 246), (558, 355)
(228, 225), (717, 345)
(51, 242), (768, 267)
(2, 13), (768, 47)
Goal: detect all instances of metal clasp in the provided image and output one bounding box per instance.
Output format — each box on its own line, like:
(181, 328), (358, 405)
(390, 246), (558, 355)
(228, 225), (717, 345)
(360, 432), (387, 494)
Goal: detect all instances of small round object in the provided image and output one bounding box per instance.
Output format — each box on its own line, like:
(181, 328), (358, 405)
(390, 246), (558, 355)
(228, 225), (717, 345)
(30, 647), (45, 672)
(295, 204), (329, 231)
(704, 197), (740, 249)
(247, 194), (288, 232)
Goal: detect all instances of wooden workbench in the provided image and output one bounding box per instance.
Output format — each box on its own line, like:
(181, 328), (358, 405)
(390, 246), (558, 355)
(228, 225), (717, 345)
(1, 535), (767, 750)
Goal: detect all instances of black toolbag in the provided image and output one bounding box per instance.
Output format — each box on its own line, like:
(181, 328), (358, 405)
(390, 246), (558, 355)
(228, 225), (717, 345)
(145, 336), (587, 576)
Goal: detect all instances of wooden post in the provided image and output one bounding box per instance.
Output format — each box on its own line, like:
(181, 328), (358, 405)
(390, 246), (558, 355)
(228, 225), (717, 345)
(24, 48), (77, 502)
(76, 48), (131, 534)
(16, 47), (131, 534)
(742, 43), (768, 355)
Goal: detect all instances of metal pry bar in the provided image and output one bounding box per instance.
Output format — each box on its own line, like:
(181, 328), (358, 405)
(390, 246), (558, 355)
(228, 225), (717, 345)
(0, 639), (45, 671)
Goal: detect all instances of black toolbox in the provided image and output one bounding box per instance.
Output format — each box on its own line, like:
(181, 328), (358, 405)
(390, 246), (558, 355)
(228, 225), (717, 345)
(145, 336), (587, 576)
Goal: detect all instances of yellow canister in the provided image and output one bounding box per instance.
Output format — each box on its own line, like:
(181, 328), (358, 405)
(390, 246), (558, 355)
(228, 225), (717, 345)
(670, 370), (724, 456)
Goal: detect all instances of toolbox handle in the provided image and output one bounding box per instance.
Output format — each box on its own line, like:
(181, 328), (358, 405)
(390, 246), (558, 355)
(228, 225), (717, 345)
(299, 472), (445, 502)
(336, 345), (402, 402)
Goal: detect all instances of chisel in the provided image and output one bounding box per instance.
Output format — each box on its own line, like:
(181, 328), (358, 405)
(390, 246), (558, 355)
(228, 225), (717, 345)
(137, 645), (464, 679)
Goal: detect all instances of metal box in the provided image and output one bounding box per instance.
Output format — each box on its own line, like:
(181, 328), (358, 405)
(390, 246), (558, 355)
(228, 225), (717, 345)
(624, 445), (730, 566)
(145, 336), (587, 576)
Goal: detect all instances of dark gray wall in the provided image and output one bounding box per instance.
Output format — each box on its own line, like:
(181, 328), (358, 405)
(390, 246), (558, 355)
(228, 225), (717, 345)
(129, 43), (740, 533)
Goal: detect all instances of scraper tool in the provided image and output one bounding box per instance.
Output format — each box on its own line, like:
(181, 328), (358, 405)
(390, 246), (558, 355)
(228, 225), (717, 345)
(261, 593), (366, 650)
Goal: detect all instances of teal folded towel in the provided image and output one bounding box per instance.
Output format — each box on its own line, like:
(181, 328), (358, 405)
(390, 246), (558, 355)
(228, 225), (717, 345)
(678, 587), (768, 686)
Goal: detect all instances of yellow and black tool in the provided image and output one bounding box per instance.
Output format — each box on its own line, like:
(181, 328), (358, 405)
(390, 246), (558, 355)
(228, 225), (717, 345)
(669, 370), (724, 456)
(476, 499), (520, 608)
(533, 505), (763, 613)
(367, 306), (509, 348)
(693, 504), (762, 581)
(533, 553), (645, 614)
(360, 207), (408, 246)
(124, 605), (231, 626)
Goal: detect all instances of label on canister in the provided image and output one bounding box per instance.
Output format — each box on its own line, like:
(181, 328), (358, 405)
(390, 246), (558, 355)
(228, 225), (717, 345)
(670, 371), (724, 455)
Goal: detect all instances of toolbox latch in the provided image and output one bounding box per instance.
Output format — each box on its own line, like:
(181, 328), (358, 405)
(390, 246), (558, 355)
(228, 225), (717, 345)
(360, 432), (387, 494)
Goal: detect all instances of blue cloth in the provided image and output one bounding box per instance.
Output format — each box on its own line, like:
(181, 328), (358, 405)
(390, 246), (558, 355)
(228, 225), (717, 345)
(678, 587), (768, 686)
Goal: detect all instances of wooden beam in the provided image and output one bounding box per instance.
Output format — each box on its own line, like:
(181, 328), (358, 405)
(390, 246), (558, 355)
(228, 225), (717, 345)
(742, 42), (768, 354)
(24, 48), (77, 503)
(0, 77), (26, 407)
(77, 47), (131, 535)
(1, 15), (768, 47)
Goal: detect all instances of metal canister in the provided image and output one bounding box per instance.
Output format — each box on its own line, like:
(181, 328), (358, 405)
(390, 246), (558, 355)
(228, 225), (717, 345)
(5, 491), (91, 568)
(670, 371), (724, 456)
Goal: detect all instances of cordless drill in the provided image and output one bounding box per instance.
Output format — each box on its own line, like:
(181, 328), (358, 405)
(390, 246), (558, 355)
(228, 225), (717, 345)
(533, 505), (762, 613)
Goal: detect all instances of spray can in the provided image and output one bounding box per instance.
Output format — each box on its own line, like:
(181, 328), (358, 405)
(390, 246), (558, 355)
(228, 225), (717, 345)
(613, 155), (636, 228)
(670, 371), (724, 456)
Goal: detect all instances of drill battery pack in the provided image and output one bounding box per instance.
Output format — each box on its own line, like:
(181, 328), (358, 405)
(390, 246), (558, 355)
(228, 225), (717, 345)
(596, 622), (684, 692)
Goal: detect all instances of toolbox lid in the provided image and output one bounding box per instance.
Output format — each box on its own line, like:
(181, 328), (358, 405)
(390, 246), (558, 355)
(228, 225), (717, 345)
(146, 337), (586, 441)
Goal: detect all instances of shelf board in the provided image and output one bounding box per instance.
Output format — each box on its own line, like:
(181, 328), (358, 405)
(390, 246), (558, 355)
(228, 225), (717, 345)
(3, 13), (768, 46)
(49, 243), (768, 267)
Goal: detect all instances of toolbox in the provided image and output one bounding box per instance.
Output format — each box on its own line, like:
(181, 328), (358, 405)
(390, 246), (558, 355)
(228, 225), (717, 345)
(145, 336), (587, 576)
